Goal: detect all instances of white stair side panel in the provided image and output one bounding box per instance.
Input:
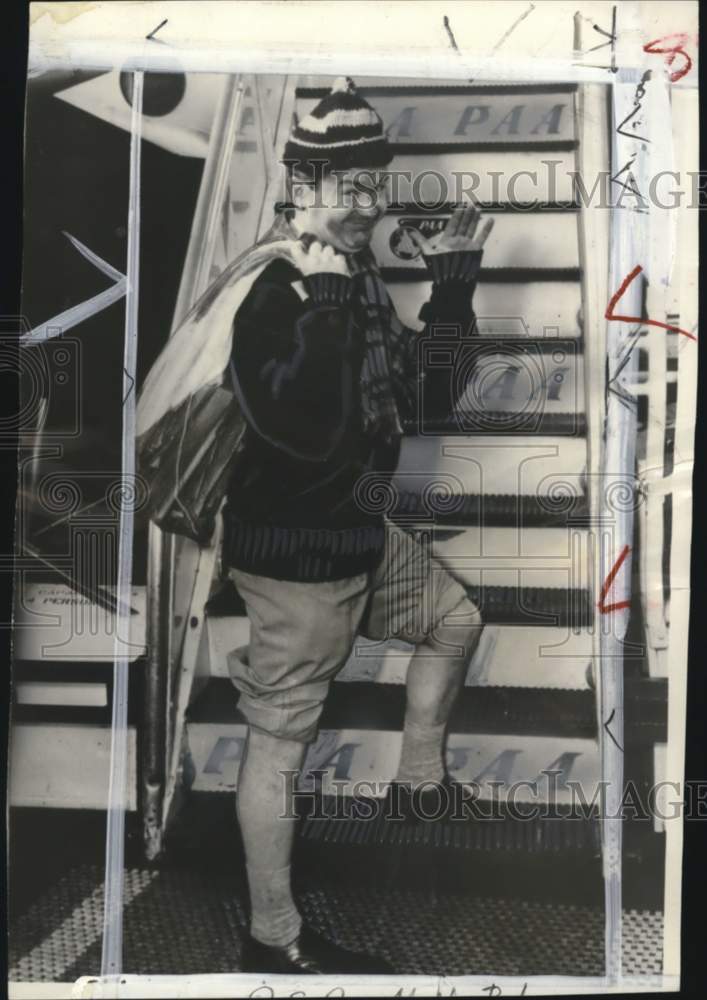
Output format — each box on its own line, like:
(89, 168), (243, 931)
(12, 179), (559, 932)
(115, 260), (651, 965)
(373, 211), (579, 270)
(14, 681), (109, 708)
(426, 524), (585, 557)
(207, 619), (592, 690)
(379, 151), (577, 204)
(342, 626), (592, 689)
(395, 436), (587, 497)
(297, 91), (576, 144)
(421, 525), (591, 591)
(9, 723), (137, 810)
(387, 280), (582, 338)
(189, 722), (599, 804)
(12, 584), (146, 663)
(452, 349), (583, 415)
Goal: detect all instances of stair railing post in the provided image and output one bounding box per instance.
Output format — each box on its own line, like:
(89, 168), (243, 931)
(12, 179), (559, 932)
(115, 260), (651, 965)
(142, 73), (244, 860)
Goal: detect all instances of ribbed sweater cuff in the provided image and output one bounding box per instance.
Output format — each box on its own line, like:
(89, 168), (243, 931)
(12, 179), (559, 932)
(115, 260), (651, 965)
(423, 249), (483, 285)
(302, 272), (354, 305)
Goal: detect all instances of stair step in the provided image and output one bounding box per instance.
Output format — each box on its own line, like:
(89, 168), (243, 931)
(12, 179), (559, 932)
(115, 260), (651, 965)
(327, 685), (598, 737)
(413, 334), (584, 352)
(207, 621), (593, 690)
(207, 578), (592, 628)
(388, 490), (589, 527)
(374, 208), (579, 269)
(383, 266), (580, 283)
(192, 638), (665, 723)
(465, 585), (592, 627)
(296, 802), (600, 855)
(405, 411), (585, 435)
(188, 676), (597, 738)
(388, 277), (581, 336)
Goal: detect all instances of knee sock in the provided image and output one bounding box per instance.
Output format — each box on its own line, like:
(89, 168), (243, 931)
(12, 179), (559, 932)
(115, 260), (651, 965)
(246, 862), (302, 949)
(395, 718), (446, 787)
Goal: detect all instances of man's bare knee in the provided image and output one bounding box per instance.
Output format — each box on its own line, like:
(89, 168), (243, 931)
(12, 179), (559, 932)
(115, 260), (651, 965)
(430, 597), (483, 652)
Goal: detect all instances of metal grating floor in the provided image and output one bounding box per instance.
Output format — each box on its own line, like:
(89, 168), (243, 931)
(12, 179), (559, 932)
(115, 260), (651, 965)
(9, 861), (664, 982)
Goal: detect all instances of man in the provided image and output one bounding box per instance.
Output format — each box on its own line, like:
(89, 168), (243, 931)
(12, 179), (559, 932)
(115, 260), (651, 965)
(219, 78), (494, 974)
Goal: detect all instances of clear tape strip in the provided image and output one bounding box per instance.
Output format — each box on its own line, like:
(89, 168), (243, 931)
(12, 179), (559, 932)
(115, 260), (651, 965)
(600, 73), (652, 983)
(99, 69), (143, 985)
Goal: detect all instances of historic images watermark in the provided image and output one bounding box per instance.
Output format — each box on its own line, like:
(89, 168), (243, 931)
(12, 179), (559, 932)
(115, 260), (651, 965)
(283, 160), (707, 211)
(279, 770), (706, 825)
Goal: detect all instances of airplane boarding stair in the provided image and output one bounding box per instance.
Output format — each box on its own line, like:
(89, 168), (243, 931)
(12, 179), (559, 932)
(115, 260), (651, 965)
(10, 77), (667, 873)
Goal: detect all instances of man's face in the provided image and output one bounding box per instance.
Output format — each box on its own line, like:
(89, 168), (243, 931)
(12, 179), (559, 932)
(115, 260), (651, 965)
(292, 166), (390, 253)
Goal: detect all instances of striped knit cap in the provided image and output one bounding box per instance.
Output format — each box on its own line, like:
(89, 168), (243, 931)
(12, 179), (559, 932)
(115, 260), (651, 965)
(282, 77), (393, 172)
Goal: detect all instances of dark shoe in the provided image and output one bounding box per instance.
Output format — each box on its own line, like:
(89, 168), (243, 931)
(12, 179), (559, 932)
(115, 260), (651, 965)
(240, 924), (393, 974)
(383, 773), (477, 823)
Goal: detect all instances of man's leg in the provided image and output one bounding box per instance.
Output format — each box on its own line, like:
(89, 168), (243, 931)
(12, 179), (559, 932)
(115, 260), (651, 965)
(236, 727), (306, 948)
(227, 566), (371, 954)
(358, 520), (484, 792)
(397, 598), (483, 788)
(235, 715), (392, 973)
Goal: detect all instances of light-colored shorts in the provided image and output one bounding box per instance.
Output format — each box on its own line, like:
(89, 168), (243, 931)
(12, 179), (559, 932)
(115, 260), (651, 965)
(227, 517), (479, 742)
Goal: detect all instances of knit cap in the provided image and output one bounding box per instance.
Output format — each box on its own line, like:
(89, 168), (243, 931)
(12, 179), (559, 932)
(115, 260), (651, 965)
(282, 77), (394, 173)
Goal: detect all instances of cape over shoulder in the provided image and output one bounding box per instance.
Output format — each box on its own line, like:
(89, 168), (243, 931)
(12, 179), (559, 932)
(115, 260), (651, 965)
(135, 238), (301, 441)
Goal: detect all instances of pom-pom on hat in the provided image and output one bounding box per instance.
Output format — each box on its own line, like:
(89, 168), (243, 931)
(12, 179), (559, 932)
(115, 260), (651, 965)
(282, 76), (394, 173)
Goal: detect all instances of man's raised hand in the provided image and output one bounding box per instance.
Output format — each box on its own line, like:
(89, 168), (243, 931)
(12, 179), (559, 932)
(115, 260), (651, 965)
(290, 237), (351, 277)
(407, 204), (494, 256)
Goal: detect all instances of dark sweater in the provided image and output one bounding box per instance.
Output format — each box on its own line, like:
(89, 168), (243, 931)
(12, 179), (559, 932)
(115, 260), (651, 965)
(223, 249), (482, 581)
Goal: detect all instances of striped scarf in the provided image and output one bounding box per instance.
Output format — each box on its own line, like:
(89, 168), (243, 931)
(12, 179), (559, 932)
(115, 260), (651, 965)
(346, 246), (415, 444)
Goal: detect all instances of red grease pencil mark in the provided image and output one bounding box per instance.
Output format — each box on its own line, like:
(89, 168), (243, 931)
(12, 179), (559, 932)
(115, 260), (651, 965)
(643, 34), (693, 83)
(598, 544), (631, 614)
(606, 265), (697, 341)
